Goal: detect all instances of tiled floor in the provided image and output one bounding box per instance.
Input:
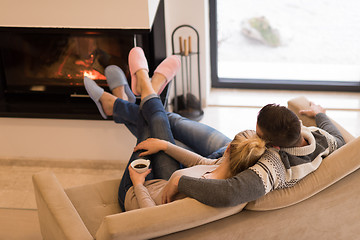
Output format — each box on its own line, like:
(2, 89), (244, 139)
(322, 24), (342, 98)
(0, 166), (124, 240)
(1, 89), (360, 239)
(0, 166), (124, 210)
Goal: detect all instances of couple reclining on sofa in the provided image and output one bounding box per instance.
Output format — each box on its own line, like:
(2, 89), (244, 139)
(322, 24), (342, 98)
(84, 46), (345, 212)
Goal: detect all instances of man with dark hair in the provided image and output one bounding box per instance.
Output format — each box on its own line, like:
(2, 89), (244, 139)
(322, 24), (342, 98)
(256, 103), (303, 148)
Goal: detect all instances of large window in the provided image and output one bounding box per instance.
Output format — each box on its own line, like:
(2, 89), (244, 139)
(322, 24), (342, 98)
(210, 0), (360, 91)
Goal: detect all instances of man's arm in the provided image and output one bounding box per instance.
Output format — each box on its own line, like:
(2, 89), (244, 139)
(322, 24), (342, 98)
(315, 113), (345, 148)
(163, 169), (265, 207)
(299, 102), (345, 147)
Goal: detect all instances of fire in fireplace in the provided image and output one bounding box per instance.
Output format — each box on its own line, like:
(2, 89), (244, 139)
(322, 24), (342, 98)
(1, 31), (133, 93)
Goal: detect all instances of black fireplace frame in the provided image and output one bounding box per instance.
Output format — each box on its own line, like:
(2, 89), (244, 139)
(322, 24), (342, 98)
(0, 0), (167, 120)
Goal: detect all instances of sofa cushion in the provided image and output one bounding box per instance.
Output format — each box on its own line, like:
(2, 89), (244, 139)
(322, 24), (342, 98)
(245, 96), (358, 211)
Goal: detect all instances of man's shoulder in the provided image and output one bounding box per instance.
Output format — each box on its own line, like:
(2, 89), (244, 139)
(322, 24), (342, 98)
(251, 148), (282, 168)
(262, 148), (281, 160)
(250, 148), (283, 169)
(249, 148), (284, 193)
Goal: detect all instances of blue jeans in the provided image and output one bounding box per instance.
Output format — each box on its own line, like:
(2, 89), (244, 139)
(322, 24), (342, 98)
(113, 101), (231, 159)
(117, 97), (182, 211)
(166, 113), (231, 159)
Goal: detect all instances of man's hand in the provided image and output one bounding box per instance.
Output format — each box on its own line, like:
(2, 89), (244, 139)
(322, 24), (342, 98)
(162, 175), (181, 204)
(128, 165), (151, 186)
(299, 102), (326, 118)
(134, 138), (168, 157)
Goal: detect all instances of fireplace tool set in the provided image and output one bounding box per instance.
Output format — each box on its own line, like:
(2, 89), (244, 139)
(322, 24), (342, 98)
(171, 25), (203, 121)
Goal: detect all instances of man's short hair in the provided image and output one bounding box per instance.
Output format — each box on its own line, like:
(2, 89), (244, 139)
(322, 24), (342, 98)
(257, 104), (301, 147)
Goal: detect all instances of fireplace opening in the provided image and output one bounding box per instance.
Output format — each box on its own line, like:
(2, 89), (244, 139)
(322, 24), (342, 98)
(2, 31), (134, 94)
(0, 29), (167, 119)
(0, 30), (139, 119)
(0, 23), (166, 119)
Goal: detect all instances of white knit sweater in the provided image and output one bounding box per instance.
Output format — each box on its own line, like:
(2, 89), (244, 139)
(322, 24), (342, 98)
(249, 125), (338, 194)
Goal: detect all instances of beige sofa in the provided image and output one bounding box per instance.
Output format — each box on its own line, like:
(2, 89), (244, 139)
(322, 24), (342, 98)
(32, 96), (360, 240)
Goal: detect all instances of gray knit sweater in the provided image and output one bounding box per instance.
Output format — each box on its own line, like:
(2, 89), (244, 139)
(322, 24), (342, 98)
(178, 113), (346, 207)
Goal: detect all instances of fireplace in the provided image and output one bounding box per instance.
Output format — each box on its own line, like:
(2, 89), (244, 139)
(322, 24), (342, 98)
(0, 1), (166, 119)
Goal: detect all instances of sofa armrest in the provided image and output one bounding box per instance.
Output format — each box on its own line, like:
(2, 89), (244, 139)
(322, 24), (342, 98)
(287, 96), (355, 143)
(96, 198), (246, 240)
(32, 171), (93, 240)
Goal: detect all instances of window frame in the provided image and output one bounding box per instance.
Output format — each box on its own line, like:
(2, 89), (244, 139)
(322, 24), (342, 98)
(209, 0), (360, 92)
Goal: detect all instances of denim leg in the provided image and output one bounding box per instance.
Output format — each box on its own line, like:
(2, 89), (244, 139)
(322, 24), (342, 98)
(118, 97), (181, 211)
(112, 98), (139, 137)
(112, 99), (231, 159)
(167, 112), (231, 157)
(141, 97), (181, 180)
(118, 109), (155, 211)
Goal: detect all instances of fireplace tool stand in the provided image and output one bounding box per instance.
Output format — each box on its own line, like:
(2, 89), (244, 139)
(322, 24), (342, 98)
(171, 25), (203, 121)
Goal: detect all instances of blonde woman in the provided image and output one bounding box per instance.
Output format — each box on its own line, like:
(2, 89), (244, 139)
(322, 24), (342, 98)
(126, 130), (266, 210)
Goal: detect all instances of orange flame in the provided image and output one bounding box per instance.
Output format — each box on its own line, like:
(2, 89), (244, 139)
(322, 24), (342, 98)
(83, 70), (106, 80)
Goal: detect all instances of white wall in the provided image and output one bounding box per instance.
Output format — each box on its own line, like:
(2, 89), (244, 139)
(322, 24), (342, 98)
(0, 118), (136, 163)
(0, 0), (160, 29)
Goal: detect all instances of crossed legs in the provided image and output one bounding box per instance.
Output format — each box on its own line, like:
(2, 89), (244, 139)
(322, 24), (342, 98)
(84, 48), (231, 210)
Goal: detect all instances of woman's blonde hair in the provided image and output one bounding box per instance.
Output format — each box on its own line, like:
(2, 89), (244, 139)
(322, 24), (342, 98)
(228, 130), (266, 176)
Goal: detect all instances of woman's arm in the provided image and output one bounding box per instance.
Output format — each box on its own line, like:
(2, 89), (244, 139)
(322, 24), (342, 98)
(128, 166), (156, 208)
(134, 138), (221, 167)
(132, 185), (156, 208)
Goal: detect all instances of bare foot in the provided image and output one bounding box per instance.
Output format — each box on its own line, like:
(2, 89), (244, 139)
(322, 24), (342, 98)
(99, 92), (117, 116)
(111, 86), (128, 101)
(134, 69), (157, 100)
(151, 73), (167, 94)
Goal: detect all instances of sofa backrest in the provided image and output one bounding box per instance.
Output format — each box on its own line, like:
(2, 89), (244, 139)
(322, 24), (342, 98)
(65, 178), (122, 237)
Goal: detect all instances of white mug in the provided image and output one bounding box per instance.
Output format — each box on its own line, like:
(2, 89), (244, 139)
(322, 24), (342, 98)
(130, 159), (151, 173)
